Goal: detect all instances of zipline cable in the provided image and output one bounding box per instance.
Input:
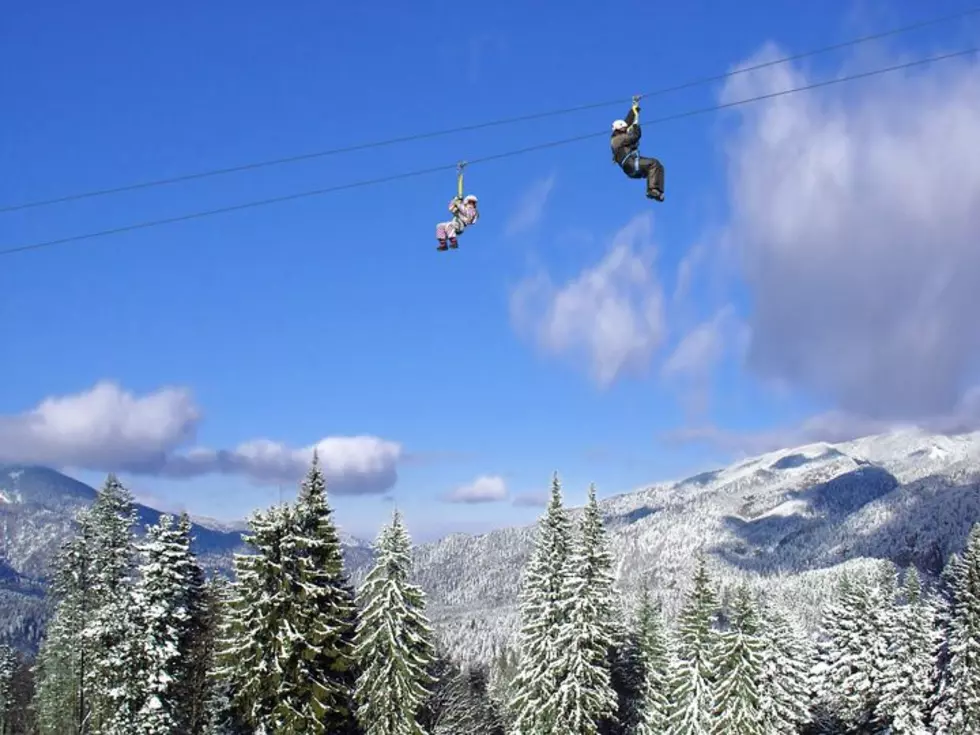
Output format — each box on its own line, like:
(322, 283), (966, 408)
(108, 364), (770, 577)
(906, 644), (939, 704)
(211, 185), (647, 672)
(2, 5), (979, 215)
(0, 46), (975, 259)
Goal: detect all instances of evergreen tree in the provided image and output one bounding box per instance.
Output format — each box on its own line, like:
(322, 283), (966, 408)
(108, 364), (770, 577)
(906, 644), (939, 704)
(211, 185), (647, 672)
(277, 453), (359, 733)
(204, 573), (251, 735)
(933, 524), (980, 733)
(114, 512), (210, 734)
(508, 472), (575, 733)
(0, 644), (16, 734)
(810, 566), (891, 731)
(425, 659), (505, 735)
(34, 475), (138, 734)
(551, 484), (619, 733)
(877, 568), (940, 733)
(171, 513), (216, 735)
(353, 510), (436, 735)
(757, 603), (812, 734)
(34, 518), (95, 735)
(81, 475), (140, 732)
(634, 589), (670, 735)
(667, 557), (720, 735)
(216, 503), (295, 732)
(710, 586), (764, 735)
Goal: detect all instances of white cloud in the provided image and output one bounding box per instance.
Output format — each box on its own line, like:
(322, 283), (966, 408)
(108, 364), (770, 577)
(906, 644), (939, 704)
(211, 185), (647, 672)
(0, 381), (402, 495)
(443, 474), (508, 504)
(661, 305), (742, 417)
(0, 381), (199, 469)
(505, 173), (556, 236)
(510, 212), (667, 387)
(718, 44), (980, 422)
(662, 305), (737, 380)
(512, 491), (549, 508)
(662, 386), (980, 456)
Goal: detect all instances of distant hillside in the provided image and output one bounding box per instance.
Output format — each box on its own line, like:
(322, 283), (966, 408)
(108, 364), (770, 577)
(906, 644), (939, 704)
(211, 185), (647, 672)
(0, 465), (371, 652)
(374, 429), (980, 665)
(4, 429), (980, 666)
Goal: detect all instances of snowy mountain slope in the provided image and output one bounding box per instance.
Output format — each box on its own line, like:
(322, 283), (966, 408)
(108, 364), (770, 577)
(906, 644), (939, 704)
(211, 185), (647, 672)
(352, 429), (980, 664)
(0, 465), (371, 651)
(5, 429), (980, 665)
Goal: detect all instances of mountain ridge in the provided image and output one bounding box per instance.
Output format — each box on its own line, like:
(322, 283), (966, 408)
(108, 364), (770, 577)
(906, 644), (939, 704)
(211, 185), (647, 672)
(3, 428), (980, 665)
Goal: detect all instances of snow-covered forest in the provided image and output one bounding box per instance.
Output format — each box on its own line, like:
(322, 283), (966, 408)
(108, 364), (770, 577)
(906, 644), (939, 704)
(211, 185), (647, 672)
(4, 456), (980, 734)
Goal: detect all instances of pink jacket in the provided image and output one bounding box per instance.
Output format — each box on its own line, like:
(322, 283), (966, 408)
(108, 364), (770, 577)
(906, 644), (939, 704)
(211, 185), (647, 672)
(450, 198), (479, 228)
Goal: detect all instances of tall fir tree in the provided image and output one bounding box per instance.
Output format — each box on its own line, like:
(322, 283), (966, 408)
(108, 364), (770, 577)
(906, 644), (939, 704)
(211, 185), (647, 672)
(81, 475), (140, 732)
(34, 513), (96, 735)
(634, 589), (671, 735)
(810, 566), (891, 731)
(756, 603), (812, 734)
(353, 510), (436, 735)
(0, 644), (16, 734)
(271, 454), (360, 733)
(667, 557), (720, 735)
(551, 483), (619, 733)
(34, 475), (139, 734)
(203, 574), (250, 735)
(710, 586), (764, 735)
(171, 513), (216, 735)
(933, 524), (980, 733)
(877, 567), (940, 733)
(216, 503), (295, 732)
(508, 472), (576, 733)
(113, 512), (210, 734)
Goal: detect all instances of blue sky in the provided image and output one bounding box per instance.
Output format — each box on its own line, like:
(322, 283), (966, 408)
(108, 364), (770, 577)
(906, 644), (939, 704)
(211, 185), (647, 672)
(2, 0), (979, 542)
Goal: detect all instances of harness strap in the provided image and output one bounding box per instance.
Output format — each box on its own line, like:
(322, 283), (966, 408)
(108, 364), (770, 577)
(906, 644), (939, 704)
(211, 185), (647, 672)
(622, 149), (640, 174)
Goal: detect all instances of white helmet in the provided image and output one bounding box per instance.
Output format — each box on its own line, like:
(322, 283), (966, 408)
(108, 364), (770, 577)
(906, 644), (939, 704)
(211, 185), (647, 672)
(612, 119), (627, 132)
(464, 194), (477, 204)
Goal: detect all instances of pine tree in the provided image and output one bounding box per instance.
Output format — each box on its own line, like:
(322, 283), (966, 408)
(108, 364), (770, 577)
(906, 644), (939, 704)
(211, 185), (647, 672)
(710, 586), (764, 735)
(508, 472), (575, 733)
(171, 513), (215, 735)
(551, 483), (619, 733)
(877, 567), (940, 733)
(426, 660), (505, 735)
(34, 475), (139, 734)
(933, 524), (980, 733)
(80, 475), (140, 732)
(112, 512), (210, 734)
(756, 603), (812, 734)
(667, 557), (720, 735)
(634, 589), (670, 735)
(276, 453), (359, 733)
(216, 503), (295, 732)
(810, 566), (891, 731)
(0, 644), (17, 734)
(34, 517), (95, 735)
(204, 574), (251, 735)
(353, 510), (436, 735)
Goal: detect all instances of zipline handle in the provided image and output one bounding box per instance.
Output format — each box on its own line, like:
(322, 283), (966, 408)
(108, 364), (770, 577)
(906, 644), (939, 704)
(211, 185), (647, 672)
(456, 160), (467, 199)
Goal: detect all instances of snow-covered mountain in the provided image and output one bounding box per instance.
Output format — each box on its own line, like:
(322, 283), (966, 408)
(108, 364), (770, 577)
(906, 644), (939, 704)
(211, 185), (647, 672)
(0, 465), (371, 651)
(4, 429), (980, 665)
(351, 429), (980, 665)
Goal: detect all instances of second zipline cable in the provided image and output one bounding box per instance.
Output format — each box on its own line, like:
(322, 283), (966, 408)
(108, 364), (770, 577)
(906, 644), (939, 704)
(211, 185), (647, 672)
(0, 46), (975, 258)
(1, 5), (978, 214)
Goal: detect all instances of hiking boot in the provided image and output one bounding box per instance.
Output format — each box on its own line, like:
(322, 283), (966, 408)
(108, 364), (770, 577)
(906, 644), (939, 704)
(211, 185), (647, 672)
(437, 239), (449, 251)
(449, 237), (459, 249)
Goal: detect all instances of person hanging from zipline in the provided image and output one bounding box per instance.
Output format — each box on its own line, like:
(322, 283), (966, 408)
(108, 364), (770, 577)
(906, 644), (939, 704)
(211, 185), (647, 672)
(611, 96), (664, 202)
(435, 162), (479, 251)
